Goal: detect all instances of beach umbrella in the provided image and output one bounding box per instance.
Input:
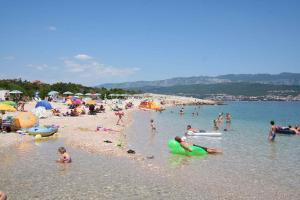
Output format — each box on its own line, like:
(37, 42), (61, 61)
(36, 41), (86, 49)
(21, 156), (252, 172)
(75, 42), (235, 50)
(66, 99), (72, 105)
(70, 97), (78, 101)
(9, 90), (23, 94)
(94, 93), (101, 96)
(35, 100), (53, 110)
(0, 101), (17, 107)
(72, 99), (82, 105)
(75, 93), (83, 96)
(85, 100), (96, 105)
(13, 112), (38, 129)
(0, 104), (16, 112)
(85, 93), (92, 96)
(63, 91), (73, 95)
(82, 97), (92, 101)
(75, 107), (84, 113)
(48, 91), (59, 96)
(32, 107), (52, 119)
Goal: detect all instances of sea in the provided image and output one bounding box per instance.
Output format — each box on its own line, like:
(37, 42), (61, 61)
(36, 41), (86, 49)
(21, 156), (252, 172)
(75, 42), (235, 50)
(0, 101), (300, 199)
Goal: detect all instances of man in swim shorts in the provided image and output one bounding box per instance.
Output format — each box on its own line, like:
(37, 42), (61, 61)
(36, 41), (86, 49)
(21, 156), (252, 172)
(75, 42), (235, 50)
(174, 136), (222, 154)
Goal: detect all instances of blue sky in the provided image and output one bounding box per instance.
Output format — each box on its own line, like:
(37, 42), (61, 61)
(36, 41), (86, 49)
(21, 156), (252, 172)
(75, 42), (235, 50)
(0, 0), (299, 86)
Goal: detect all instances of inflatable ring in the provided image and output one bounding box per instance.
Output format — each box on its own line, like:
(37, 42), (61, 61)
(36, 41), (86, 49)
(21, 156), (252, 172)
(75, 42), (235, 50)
(168, 140), (207, 156)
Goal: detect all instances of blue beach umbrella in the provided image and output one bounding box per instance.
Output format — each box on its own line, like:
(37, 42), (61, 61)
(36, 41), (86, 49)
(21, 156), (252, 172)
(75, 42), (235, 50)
(35, 100), (53, 110)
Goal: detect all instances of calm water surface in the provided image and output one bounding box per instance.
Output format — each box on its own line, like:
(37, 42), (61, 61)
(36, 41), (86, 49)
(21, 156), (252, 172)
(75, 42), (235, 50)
(0, 102), (300, 199)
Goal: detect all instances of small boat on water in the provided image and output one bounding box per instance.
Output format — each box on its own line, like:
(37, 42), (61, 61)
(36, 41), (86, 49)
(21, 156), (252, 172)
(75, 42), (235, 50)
(27, 126), (58, 137)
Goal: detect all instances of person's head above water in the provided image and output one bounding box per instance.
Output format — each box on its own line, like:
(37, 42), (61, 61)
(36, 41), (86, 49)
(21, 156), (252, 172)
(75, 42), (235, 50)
(58, 147), (66, 154)
(270, 120), (275, 125)
(187, 125), (191, 129)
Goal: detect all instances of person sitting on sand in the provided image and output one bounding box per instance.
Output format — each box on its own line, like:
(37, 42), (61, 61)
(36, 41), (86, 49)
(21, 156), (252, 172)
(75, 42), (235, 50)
(174, 136), (222, 154)
(269, 120), (277, 141)
(70, 109), (79, 117)
(99, 105), (105, 113)
(89, 104), (96, 115)
(52, 108), (61, 116)
(56, 147), (72, 163)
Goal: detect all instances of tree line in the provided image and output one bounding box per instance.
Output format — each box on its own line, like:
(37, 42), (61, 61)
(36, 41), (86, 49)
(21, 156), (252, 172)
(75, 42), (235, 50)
(0, 79), (136, 99)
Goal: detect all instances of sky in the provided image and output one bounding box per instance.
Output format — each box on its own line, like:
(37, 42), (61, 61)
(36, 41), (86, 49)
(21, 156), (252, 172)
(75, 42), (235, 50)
(0, 0), (300, 86)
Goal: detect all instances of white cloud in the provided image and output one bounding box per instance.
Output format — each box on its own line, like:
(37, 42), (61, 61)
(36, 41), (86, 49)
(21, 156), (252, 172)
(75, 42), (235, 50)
(27, 64), (48, 71)
(74, 54), (93, 60)
(64, 56), (139, 77)
(47, 26), (57, 31)
(2, 56), (15, 60)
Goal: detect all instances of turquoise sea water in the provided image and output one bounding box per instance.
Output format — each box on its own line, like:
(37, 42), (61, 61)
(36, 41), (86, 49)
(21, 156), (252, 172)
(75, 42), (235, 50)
(126, 101), (300, 199)
(0, 102), (300, 199)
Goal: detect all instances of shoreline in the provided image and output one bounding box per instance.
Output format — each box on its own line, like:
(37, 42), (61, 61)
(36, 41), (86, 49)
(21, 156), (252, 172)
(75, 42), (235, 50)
(0, 94), (218, 158)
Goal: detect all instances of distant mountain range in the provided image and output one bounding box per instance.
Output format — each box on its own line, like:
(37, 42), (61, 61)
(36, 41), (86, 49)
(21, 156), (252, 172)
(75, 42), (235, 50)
(99, 73), (300, 89)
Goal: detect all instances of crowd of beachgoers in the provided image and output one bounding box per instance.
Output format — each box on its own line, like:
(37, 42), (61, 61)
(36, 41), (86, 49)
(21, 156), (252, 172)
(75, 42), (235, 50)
(0, 93), (217, 151)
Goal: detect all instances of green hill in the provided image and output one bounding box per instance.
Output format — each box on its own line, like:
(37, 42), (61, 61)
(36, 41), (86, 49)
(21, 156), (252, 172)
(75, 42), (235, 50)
(136, 82), (300, 98)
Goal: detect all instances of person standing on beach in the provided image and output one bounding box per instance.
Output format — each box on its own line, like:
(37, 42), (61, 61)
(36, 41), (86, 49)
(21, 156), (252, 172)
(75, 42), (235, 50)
(116, 111), (124, 126)
(269, 121), (277, 142)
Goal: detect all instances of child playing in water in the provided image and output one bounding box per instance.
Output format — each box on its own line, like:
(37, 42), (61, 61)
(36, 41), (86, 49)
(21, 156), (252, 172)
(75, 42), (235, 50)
(56, 147), (72, 163)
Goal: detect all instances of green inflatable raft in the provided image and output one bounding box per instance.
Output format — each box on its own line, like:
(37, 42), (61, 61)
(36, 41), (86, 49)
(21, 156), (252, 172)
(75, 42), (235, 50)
(168, 140), (208, 156)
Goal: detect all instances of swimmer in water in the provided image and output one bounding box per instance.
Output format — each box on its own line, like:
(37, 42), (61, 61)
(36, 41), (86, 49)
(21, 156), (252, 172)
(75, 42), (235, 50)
(150, 119), (156, 131)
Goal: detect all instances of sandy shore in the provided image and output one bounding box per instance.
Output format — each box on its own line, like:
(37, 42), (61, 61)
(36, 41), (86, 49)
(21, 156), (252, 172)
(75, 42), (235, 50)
(0, 94), (217, 157)
(0, 101), (135, 157)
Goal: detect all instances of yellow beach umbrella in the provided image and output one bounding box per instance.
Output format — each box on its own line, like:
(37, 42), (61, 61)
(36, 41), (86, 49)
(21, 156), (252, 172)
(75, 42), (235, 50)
(0, 104), (16, 112)
(85, 100), (96, 105)
(66, 99), (72, 105)
(13, 112), (38, 129)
